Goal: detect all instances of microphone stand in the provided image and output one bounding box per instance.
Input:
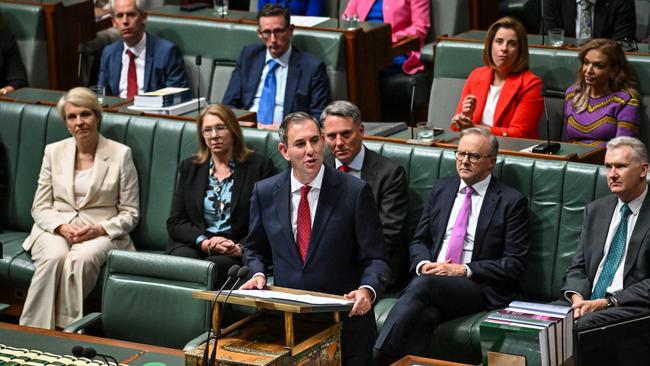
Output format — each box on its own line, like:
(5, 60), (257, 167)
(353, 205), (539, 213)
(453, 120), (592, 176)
(532, 90), (561, 153)
(203, 264), (240, 366)
(208, 266), (250, 366)
(195, 55), (202, 115)
(409, 80), (417, 140)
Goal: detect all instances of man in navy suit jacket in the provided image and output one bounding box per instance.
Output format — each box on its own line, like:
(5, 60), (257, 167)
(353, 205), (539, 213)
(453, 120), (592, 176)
(241, 112), (390, 365)
(374, 128), (529, 365)
(97, 0), (188, 97)
(222, 5), (331, 125)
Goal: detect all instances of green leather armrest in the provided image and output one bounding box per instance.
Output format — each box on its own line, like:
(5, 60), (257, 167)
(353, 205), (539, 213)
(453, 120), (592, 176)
(62, 312), (102, 333)
(183, 331), (210, 351)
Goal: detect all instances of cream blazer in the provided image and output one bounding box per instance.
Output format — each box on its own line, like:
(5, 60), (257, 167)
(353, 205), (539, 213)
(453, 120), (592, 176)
(23, 135), (140, 251)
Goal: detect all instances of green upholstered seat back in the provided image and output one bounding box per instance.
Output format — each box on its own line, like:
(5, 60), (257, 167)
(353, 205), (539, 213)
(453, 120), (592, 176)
(100, 250), (214, 348)
(145, 13), (347, 102)
(0, 2), (49, 88)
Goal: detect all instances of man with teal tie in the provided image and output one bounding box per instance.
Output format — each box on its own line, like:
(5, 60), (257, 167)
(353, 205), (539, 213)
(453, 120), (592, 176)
(374, 127), (529, 365)
(222, 4), (331, 127)
(561, 136), (650, 330)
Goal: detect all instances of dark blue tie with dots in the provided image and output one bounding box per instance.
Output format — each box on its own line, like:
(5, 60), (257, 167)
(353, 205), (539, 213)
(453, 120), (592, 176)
(591, 204), (632, 299)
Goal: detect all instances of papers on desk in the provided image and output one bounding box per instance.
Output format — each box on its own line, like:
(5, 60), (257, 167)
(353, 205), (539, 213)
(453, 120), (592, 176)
(229, 289), (354, 305)
(290, 15), (329, 27)
(127, 97), (206, 115)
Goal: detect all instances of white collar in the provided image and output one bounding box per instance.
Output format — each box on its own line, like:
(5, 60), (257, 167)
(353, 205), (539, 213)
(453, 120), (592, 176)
(123, 32), (146, 57)
(335, 145), (365, 172)
(290, 164), (325, 192)
(265, 45), (292, 68)
(459, 174), (492, 197)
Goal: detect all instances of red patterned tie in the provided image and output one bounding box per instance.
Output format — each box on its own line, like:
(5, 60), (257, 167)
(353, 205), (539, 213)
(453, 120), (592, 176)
(297, 185), (311, 263)
(126, 50), (138, 99)
(338, 165), (351, 173)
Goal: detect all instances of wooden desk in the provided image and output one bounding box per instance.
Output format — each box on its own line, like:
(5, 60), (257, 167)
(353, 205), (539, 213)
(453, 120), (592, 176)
(392, 355), (475, 366)
(145, 6), (418, 121)
(0, 322), (184, 366)
(0, 87), (257, 123)
(364, 129), (606, 164)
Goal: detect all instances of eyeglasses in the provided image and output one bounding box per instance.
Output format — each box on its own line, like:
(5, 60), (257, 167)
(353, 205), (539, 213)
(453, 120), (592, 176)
(454, 151), (493, 163)
(258, 27), (289, 39)
(201, 125), (228, 136)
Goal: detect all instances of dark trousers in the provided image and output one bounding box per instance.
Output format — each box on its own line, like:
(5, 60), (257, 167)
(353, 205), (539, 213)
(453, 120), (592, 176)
(341, 310), (376, 366)
(375, 275), (486, 359)
(167, 243), (241, 288)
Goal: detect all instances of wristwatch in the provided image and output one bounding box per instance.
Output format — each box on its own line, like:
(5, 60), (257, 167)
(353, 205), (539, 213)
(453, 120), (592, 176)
(606, 296), (618, 308)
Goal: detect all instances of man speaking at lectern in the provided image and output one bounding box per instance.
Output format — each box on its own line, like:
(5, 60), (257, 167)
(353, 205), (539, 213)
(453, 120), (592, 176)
(240, 112), (391, 365)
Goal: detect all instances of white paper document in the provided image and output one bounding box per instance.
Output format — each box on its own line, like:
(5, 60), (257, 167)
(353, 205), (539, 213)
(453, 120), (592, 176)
(290, 15), (329, 27)
(228, 289), (354, 305)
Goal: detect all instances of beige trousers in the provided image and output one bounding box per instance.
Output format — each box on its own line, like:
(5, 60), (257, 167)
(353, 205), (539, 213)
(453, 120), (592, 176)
(19, 231), (117, 330)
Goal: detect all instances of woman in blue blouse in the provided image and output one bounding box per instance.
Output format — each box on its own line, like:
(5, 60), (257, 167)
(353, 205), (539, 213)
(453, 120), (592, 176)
(258, 0), (323, 16)
(166, 104), (275, 287)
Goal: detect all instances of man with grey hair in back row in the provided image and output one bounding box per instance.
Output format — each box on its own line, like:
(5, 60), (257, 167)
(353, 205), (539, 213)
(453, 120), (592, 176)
(98, 0), (188, 98)
(560, 136), (650, 330)
(321, 100), (409, 291)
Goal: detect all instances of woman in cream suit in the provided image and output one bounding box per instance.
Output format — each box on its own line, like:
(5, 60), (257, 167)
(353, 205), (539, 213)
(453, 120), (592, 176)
(19, 87), (140, 330)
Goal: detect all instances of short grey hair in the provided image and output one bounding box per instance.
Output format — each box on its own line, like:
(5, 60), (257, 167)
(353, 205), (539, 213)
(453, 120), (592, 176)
(57, 87), (103, 128)
(110, 0), (145, 13)
(459, 127), (499, 156)
(320, 100), (362, 127)
(607, 136), (649, 164)
(278, 112), (321, 145)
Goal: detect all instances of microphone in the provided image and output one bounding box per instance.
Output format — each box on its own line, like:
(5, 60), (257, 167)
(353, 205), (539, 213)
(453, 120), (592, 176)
(71, 346), (119, 365)
(208, 266), (250, 366)
(202, 264), (240, 366)
(541, 0), (545, 46)
(409, 79), (417, 140)
(532, 90), (561, 154)
(336, 0), (342, 28)
(195, 55), (202, 115)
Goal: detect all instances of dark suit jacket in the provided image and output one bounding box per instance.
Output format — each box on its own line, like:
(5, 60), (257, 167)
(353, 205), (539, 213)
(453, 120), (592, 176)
(543, 0), (636, 41)
(244, 165), (391, 296)
(166, 152), (275, 247)
(325, 147), (409, 287)
(410, 176), (529, 309)
(0, 28), (27, 89)
(562, 193), (650, 307)
(97, 33), (189, 97)
(222, 44), (331, 121)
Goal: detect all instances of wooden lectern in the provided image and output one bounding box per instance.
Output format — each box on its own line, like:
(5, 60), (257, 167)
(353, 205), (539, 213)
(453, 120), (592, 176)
(187, 286), (353, 365)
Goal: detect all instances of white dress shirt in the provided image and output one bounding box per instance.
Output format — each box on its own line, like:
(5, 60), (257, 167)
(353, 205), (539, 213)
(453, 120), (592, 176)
(417, 174), (492, 277)
(481, 85), (502, 127)
(251, 46), (292, 124)
(334, 145), (365, 179)
(118, 33), (147, 98)
(289, 164), (324, 238)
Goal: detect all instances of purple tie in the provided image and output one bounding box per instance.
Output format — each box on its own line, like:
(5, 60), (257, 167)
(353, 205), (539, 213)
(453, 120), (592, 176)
(446, 186), (474, 264)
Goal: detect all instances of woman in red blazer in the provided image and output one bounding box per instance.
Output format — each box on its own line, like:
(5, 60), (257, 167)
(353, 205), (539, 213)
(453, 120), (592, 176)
(451, 17), (543, 138)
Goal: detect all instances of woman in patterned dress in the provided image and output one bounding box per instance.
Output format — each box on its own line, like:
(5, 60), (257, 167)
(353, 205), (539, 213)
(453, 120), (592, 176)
(166, 104), (275, 287)
(563, 38), (640, 147)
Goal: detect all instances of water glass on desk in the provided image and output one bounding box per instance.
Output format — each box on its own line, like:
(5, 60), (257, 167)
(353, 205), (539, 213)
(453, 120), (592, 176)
(416, 122), (434, 143)
(213, 0), (228, 15)
(89, 85), (105, 105)
(547, 28), (564, 47)
(341, 14), (359, 30)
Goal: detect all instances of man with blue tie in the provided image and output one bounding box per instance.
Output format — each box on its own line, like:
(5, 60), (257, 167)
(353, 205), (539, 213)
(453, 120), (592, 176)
(240, 112), (390, 365)
(222, 5), (331, 127)
(373, 128), (529, 364)
(560, 136), (650, 331)
(97, 0), (189, 98)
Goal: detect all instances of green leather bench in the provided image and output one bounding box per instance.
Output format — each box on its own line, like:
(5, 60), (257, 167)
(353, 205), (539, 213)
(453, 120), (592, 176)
(0, 2), (49, 88)
(428, 36), (650, 149)
(0, 99), (614, 361)
(145, 10), (348, 104)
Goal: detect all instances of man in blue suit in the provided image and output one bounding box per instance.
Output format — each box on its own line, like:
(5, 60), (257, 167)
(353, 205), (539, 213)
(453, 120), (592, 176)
(98, 0), (188, 98)
(374, 128), (529, 365)
(241, 112), (390, 365)
(222, 5), (331, 126)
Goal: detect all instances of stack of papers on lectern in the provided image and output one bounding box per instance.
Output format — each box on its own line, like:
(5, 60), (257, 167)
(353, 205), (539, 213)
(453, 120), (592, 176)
(229, 289), (354, 305)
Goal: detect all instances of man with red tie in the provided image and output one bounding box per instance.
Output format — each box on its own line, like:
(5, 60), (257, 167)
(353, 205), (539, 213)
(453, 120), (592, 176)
(240, 112), (390, 365)
(97, 0), (188, 98)
(321, 100), (408, 291)
(373, 127), (529, 365)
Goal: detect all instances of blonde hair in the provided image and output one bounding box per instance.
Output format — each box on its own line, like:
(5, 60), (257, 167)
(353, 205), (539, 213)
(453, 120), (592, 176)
(194, 104), (253, 165)
(570, 38), (639, 113)
(57, 87), (103, 129)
